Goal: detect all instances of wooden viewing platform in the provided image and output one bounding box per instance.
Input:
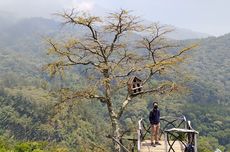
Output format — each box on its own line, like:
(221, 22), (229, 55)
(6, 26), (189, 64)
(137, 117), (198, 152)
(140, 139), (183, 152)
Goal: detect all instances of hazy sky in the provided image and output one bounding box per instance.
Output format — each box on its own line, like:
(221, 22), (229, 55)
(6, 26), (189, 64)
(0, 0), (229, 36)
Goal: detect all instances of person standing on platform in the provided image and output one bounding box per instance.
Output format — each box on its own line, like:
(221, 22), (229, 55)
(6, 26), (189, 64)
(149, 101), (161, 147)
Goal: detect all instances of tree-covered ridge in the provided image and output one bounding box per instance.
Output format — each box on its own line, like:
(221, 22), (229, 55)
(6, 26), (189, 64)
(184, 34), (230, 104)
(0, 14), (229, 151)
(0, 86), (111, 151)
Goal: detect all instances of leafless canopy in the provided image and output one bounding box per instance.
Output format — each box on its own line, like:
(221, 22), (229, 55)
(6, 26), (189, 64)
(45, 9), (196, 151)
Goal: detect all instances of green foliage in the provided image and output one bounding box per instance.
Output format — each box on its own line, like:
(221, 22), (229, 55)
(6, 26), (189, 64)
(0, 136), (14, 152)
(0, 86), (110, 151)
(0, 138), (73, 152)
(198, 136), (225, 152)
(182, 34), (230, 105)
(182, 103), (230, 150)
(14, 141), (46, 152)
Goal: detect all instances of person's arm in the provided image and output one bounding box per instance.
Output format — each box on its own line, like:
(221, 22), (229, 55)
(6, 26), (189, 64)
(158, 110), (160, 123)
(156, 109), (161, 122)
(149, 111), (153, 124)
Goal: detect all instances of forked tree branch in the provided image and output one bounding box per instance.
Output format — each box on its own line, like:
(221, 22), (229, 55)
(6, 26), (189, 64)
(63, 91), (107, 104)
(117, 95), (132, 119)
(159, 44), (197, 63)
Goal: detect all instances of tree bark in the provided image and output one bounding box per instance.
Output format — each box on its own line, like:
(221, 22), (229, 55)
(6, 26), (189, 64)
(103, 68), (122, 152)
(107, 104), (121, 152)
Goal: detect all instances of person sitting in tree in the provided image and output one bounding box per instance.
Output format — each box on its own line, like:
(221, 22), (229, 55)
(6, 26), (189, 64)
(149, 101), (161, 146)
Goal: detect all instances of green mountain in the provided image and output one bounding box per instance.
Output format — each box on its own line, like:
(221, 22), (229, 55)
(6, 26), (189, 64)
(166, 26), (212, 40)
(0, 17), (229, 151)
(183, 34), (230, 104)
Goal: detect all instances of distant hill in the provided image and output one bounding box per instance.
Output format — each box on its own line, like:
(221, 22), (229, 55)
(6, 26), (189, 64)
(0, 17), (228, 101)
(167, 26), (212, 40)
(142, 19), (212, 40)
(184, 34), (230, 104)
(1, 16), (212, 41)
(0, 16), (229, 151)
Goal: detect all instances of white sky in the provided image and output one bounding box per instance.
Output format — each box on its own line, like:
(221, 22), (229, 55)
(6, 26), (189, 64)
(0, 0), (229, 36)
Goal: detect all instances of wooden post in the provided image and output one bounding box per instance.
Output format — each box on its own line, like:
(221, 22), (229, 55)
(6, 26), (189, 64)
(164, 133), (168, 152)
(194, 134), (198, 152)
(137, 119), (142, 152)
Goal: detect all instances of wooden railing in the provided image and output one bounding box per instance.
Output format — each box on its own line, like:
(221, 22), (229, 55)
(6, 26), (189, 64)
(137, 115), (198, 152)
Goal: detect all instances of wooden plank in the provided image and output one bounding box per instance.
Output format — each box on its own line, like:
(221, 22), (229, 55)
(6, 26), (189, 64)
(141, 140), (184, 152)
(165, 128), (199, 134)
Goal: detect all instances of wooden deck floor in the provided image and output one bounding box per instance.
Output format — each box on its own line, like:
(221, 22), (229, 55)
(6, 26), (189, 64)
(140, 140), (184, 152)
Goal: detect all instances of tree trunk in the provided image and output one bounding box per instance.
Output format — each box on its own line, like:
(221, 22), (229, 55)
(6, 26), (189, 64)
(108, 105), (121, 152)
(112, 118), (121, 152)
(103, 69), (122, 152)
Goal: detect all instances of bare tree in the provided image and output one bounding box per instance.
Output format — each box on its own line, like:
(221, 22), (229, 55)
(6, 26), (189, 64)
(45, 9), (196, 152)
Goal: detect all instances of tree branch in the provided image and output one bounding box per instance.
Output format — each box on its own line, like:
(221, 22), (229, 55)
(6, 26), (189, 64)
(106, 9), (141, 58)
(142, 68), (164, 85)
(63, 90), (107, 104)
(159, 44), (197, 63)
(114, 68), (136, 78)
(117, 95), (132, 119)
(138, 82), (174, 96)
(58, 10), (107, 61)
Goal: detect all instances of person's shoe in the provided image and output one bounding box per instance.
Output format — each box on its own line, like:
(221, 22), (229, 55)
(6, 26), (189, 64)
(151, 142), (156, 147)
(155, 141), (161, 145)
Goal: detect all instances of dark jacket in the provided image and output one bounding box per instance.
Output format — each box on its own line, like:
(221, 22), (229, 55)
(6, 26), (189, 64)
(149, 109), (160, 125)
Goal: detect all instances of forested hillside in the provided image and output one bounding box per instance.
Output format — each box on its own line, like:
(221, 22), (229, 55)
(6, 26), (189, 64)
(186, 34), (230, 104)
(0, 17), (229, 151)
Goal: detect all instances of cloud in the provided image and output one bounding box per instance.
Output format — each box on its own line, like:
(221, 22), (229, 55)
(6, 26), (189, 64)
(71, 0), (95, 12)
(0, 0), (96, 18)
(0, 0), (70, 18)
